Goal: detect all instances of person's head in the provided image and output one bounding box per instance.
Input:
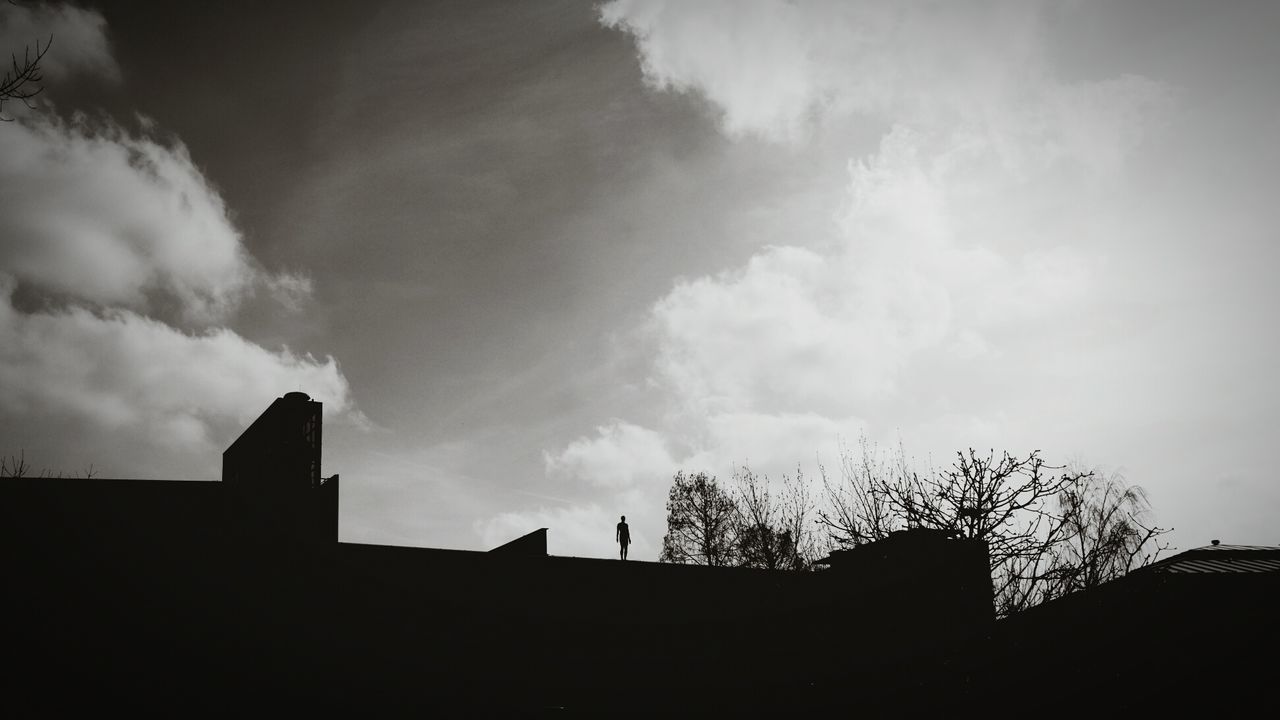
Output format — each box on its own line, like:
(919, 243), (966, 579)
(621, 515), (626, 522)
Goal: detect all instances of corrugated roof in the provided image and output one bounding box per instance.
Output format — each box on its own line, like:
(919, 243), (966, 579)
(1144, 544), (1280, 575)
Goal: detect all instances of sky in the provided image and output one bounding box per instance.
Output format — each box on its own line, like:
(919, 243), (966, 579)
(2, 0), (1277, 559)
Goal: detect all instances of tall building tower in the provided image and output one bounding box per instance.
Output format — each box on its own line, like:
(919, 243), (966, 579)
(222, 391), (337, 546)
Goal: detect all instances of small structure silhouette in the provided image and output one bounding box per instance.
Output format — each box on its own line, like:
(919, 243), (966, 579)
(489, 527), (547, 556)
(617, 514), (630, 560)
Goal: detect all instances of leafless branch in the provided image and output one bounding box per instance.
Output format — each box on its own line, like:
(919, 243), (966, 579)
(0, 33), (52, 121)
(816, 436), (904, 549)
(1, 449), (31, 477)
(733, 464), (816, 571)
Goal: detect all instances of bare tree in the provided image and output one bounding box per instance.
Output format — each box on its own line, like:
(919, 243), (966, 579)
(816, 436), (905, 549)
(817, 438), (1171, 616)
(1042, 466), (1171, 597)
(1, 449), (98, 478)
(659, 471), (740, 567)
(732, 465), (817, 571)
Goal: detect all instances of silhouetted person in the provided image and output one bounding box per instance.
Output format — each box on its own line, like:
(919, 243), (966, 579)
(616, 515), (630, 560)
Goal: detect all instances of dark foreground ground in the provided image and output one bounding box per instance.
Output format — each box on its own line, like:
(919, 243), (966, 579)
(4, 478), (1275, 715)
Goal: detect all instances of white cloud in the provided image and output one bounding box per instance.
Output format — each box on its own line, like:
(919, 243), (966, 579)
(544, 420), (675, 488)
(505, 1), (1179, 551)
(264, 271), (315, 314)
(0, 2), (120, 84)
(0, 54), (358, 464)
(0, 278), (353, 450)
(0, 114), (257, 322)
(1042, 75), (1175, 178)
(643, 121), (1113, 435)
(688, 411), (864, 475)
(600, 0), (1049, 142)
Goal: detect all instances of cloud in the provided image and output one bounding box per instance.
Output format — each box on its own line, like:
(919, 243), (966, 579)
(0, 278), (353, 449)
(522, 411), (856, 561)
(0, 114), (259, 323)
(601, 1), (1172, 160)
(1041, 75), (1175, 178)
(535, 422), (676, 559)
(644, 123), (1110, 431)
(544, 420), (675, 488)
(600, 0), (1049, 142)
(688, 411), (865, 474)
(597, 0), (1169, 428)
(264, 271), (315, 314)
(0, 1), (120, 84)
(476, 499), (654, 560)
(501, 2), (1177, 552)
(0, 92), (356, 465)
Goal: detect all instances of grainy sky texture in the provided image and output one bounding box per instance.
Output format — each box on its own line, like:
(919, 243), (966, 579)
(2, 1), (1276, 557)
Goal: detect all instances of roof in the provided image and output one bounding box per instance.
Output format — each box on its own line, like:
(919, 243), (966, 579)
(1142, 544), (1280, 575)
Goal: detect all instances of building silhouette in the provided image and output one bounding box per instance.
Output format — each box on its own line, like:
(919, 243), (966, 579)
(4, 393), (1275, 714)
(222, 390), (336, 546)
(980, 539), (1279, 714)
